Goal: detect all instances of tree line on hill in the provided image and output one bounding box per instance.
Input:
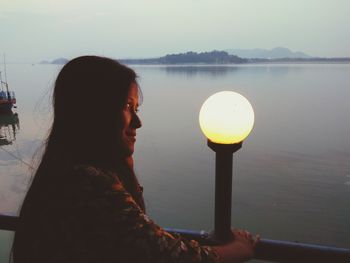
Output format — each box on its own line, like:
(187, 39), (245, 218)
(43, 50), (350, 65)
(120, 51), (246, 64)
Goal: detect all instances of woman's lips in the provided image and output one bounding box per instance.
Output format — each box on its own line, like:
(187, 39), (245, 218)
(126, 131), (136, 142)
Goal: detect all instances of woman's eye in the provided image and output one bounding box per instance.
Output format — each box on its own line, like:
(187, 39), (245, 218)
(125, 103), (139, 113)
(125, 103), (133, 110)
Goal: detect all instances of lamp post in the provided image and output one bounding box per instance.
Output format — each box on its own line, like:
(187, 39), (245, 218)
(199, 91), (255, 242)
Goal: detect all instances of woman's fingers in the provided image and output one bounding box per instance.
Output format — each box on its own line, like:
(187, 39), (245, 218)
(232, 229), (260, 246)
(253, 234), (261, 247)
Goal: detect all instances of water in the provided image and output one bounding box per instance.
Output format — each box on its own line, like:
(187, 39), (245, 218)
(1, 63), (350, 261)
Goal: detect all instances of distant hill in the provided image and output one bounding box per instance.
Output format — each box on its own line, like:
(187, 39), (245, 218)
(39, 58), (69, 64)
(43, 50), (350, 65)
(41, 52), (245, 65)
(225, 47), (312, 59)
(120, 51), (247, 64)
(51, 58), (69, 64)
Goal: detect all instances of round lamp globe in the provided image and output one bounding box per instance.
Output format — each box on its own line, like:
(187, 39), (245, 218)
(199, 91), (255, 144)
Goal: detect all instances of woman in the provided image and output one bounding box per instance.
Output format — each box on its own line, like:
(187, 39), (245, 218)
(12, 56), (258, 263)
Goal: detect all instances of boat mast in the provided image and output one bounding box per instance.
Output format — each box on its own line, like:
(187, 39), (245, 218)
(3, 54), (10, 101)
(0, 71), (4, 92)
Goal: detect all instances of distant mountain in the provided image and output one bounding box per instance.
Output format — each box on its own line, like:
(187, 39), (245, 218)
(51, 58), (69, 64)
(225, 47), (312, 59)
(39, 58), (69, 64)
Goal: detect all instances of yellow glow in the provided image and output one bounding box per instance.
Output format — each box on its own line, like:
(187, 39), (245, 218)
(199, 91), (254, 144)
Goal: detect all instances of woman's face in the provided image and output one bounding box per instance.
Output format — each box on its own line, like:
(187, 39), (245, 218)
(121, 82), (142, 156)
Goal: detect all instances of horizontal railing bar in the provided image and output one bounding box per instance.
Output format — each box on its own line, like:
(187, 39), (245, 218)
(164, 227), (350, 262)
(0, 213), (18, 231)
(1, 214), (349, 262)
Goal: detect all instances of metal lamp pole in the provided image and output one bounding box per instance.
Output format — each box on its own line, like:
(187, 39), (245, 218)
(208, 140), (242, 242)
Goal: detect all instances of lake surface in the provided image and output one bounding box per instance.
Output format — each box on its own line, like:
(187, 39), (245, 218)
(1, 63), (350, 261)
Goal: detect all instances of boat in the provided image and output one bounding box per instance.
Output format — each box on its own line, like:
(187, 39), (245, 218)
(0, 70), (16, 112)
(0, 57), (17, 112)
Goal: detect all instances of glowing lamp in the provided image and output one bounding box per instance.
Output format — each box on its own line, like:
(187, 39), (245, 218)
(199, 91), (255, 242)
(199, 91), (254, 144)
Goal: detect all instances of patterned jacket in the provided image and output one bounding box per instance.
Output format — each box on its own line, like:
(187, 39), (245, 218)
(19, 165), (219, 263)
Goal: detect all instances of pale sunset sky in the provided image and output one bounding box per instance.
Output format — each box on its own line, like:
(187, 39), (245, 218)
(1, 0), (349, 62)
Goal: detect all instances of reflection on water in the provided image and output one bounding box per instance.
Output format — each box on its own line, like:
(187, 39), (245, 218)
(0, 64), (349, 260)
(162, 65), (240, 77)
(0, 110), (28, 215)
(159, 64), (306, 78)
(0, 111), (20, 146)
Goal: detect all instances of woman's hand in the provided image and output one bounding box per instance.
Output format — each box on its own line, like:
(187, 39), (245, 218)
(212, 229), (260, 263)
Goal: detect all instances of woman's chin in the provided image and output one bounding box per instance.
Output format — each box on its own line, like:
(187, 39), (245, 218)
(121, 144), (135, 157)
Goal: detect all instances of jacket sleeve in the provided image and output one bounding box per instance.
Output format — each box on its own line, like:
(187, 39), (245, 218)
(63, 165), (219, 263)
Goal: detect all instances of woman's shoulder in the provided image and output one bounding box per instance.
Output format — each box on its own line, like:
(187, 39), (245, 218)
(65, 164), (119, 193)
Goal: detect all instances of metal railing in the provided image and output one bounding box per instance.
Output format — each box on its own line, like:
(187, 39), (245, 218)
(1, 214), (350, 262)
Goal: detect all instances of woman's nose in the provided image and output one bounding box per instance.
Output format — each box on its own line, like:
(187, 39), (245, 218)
(131, 112), (142, 129)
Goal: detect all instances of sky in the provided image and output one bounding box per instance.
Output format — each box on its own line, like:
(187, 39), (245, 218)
(1, 0), (350, 62)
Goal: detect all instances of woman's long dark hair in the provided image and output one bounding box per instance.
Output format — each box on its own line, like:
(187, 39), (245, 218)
(12, 56), (144, 262)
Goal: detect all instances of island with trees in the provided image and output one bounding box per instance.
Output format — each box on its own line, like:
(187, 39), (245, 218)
(43, 49), (350, 65)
